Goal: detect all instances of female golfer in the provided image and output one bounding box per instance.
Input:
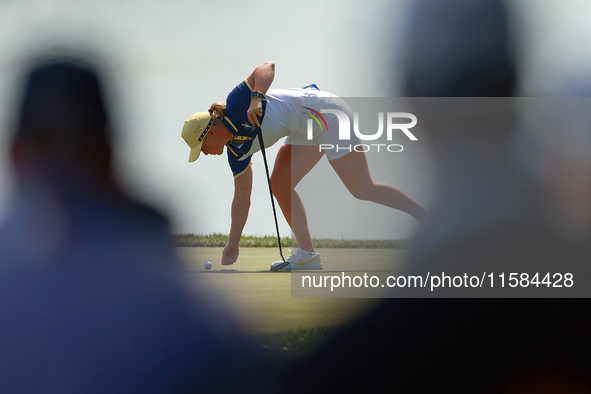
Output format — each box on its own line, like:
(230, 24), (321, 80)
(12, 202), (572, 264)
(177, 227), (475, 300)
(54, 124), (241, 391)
(182, 62), (427, 270)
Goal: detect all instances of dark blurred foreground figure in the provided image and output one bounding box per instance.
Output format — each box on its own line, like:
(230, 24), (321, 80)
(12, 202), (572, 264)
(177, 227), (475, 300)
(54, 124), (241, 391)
(0, 55), (271, 393)
(281, 0), (591, 392)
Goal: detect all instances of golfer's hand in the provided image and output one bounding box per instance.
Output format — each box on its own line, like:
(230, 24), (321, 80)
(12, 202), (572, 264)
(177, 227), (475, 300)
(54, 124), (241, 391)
(247, 98), (263, 127)
(221, 243), (239, 265)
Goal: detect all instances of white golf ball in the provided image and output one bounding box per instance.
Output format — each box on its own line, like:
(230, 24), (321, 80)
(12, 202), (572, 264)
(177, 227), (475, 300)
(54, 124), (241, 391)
(204, 261), (212, 270)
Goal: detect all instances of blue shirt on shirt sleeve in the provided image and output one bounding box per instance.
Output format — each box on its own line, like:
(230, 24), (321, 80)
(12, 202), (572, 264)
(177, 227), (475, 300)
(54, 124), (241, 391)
(223, 80), (267, 178)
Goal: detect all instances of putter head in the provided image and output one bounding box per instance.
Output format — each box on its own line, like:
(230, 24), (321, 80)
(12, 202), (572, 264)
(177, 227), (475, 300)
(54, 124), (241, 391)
(270, 260), (289, 272)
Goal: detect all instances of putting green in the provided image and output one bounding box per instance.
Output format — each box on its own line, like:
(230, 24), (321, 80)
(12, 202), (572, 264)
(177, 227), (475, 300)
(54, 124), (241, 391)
(176, 247), (407, 333)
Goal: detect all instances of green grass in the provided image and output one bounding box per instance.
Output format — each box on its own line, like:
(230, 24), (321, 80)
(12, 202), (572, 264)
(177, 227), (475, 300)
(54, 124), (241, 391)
(176, 233), (292, 247)
(175, 233), (410, 249)
(177, 247), (387, 332)
(178, 246), (406, 362)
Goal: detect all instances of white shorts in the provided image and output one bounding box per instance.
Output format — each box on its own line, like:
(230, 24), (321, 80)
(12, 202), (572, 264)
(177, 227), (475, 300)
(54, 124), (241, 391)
(283, 90), (361, 161)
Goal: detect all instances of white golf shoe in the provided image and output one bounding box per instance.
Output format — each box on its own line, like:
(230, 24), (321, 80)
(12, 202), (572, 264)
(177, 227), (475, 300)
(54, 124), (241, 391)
(270, 248), (322, 271)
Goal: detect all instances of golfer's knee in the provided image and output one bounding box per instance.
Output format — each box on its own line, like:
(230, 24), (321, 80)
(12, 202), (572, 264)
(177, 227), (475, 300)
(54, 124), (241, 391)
(347, 183), (374, 201)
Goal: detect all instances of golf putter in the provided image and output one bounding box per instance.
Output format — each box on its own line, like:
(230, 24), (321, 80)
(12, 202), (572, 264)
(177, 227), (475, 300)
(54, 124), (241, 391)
(257, 128), (288, 271)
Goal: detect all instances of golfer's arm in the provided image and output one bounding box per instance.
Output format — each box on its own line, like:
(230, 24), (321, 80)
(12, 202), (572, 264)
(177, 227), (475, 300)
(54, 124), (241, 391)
(246, 62), (275, 94)
(228, 165), (253, 246)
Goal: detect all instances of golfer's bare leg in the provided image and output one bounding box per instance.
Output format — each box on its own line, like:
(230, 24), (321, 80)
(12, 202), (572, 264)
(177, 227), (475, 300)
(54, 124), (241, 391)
(271, 145), (324, 252)
(330, 151), (428, 222)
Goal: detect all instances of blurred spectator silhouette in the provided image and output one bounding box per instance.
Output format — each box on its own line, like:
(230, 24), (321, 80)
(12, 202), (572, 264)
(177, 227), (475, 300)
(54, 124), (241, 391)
(402, 0), (590, 295)
(281, 0), (591, 392)
(0, 52), (271, 393)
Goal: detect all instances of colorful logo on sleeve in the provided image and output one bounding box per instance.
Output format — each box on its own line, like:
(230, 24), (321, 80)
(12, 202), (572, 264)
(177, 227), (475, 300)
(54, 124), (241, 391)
(304, 107), (328, 132)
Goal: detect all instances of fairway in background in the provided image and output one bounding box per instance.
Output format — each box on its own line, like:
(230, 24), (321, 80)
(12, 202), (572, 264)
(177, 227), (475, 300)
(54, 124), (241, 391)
(175, 233), (411, 249)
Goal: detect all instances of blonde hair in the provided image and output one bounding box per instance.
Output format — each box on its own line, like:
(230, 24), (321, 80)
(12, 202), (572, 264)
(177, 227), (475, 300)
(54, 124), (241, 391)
(209, 101), (226, 118)
(208, 102), (225, 128)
